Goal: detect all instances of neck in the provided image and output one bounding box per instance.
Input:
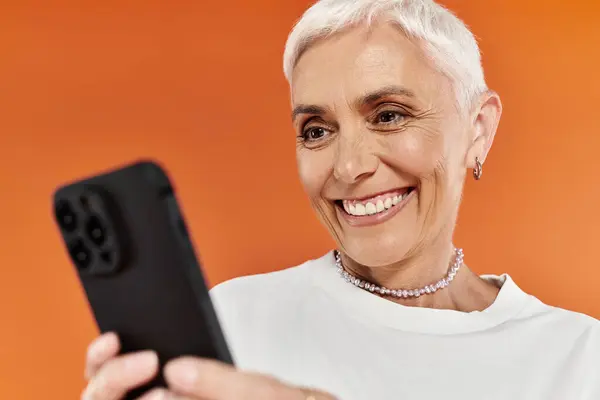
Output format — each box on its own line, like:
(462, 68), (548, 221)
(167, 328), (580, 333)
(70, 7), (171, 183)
(340, 238), (499, 311)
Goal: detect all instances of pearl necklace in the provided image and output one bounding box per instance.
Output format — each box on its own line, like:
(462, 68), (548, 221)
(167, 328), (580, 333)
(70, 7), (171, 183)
(334, 248), (464, 298)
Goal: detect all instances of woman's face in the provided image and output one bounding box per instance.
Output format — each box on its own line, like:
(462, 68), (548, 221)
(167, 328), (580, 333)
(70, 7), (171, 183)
(291, 23), (484, 267)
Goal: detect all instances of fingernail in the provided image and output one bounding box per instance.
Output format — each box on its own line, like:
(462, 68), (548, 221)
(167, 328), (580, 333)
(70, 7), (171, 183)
(125, 350), (159, 372)
(165, 358), (199, 389)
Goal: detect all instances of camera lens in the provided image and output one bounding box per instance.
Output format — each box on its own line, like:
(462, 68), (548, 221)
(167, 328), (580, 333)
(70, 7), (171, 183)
(55, 200), (78, 233)
(68, 238), (92, 270)
(85, 215), (106, 247)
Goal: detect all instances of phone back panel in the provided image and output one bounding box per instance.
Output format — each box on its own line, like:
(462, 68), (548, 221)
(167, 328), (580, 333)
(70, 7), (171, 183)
(52, 160), (232, 397)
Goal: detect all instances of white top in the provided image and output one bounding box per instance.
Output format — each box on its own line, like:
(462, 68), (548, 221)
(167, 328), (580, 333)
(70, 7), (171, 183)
(210, 251), (600, 400)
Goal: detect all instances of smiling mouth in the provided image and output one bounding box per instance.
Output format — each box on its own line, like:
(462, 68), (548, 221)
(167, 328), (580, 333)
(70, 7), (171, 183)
(335, 187), (416, 217)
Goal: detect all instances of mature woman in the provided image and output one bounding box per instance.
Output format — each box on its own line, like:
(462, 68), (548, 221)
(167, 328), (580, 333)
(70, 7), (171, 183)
(82, 0), (599, 399)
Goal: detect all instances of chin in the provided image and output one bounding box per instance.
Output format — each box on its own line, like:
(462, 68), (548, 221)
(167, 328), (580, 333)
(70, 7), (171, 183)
(340, 233), (415, 267)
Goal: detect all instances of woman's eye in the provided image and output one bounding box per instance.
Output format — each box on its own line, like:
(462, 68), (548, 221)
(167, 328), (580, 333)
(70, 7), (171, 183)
(302, 127), (328, 141)
(376, 110), (405, 124)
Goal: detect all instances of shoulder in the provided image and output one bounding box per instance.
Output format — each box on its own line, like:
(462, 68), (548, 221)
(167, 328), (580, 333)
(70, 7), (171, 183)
(518, 292), (600, 344)
(210, 256), (317, 302)
(209, 252), (329, 318)
(487, 274), (599, 349)
(493, 274), (599, 332)
(521, 290), (599, 326)
(208, 253), (330, 364)
(546, 305), (599, 334)
(550, 306), (600, 327)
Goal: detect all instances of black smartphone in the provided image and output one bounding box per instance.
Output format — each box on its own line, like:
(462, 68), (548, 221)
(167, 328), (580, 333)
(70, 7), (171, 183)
(52, 160), (233, 399)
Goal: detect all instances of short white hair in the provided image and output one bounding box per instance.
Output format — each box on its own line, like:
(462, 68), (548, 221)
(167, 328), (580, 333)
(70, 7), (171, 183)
(283, 0), (488, 109)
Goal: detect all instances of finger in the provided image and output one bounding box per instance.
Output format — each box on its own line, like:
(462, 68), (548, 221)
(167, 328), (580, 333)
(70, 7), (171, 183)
(164, 357), (303, 400)
(85, 332), (120, 380)
(82, 350), (159, 400)
(136, 387), (193, 400)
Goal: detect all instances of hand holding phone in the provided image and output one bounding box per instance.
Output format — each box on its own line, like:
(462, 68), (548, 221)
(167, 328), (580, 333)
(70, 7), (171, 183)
(52, 160), (233, 399)
(81, 333), (160, 399)
(82, 333), (339, 400)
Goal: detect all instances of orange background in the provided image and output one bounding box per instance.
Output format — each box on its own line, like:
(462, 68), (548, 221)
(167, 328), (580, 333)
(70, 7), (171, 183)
(1, 1), (599, 398)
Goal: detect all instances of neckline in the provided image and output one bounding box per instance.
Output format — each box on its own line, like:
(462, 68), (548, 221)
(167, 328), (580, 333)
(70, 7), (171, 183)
(309, 251), (532, 335)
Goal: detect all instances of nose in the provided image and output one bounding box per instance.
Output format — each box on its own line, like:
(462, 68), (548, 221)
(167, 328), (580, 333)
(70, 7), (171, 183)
(333, 134), (379, 184)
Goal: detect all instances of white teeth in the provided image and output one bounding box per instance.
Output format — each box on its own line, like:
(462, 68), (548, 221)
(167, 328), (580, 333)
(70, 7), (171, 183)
(354, 203), (366, 216)
(349, 203), (356, 215)
(365, 202), (377, 215)
(342, 189), (413, 217)
(384, 198), (392, 209)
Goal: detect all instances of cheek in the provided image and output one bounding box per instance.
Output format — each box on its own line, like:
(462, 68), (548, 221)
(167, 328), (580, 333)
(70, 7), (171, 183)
(388, 128), (464, 226)
(385, 129), (446, 179)
(296, 149), (333, 198)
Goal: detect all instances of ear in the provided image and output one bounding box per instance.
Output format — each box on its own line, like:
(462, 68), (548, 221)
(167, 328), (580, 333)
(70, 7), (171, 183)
(465, 91), (503, 169)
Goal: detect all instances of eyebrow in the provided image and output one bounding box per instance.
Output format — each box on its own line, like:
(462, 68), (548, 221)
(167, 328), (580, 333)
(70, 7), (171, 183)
(359, 85), (416, 107)
(291, 85), (416, 121)
(291, 105), (327, 122)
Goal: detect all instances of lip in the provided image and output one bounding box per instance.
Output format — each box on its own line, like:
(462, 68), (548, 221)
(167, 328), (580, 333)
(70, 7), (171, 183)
(336, 188), (417, 227)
